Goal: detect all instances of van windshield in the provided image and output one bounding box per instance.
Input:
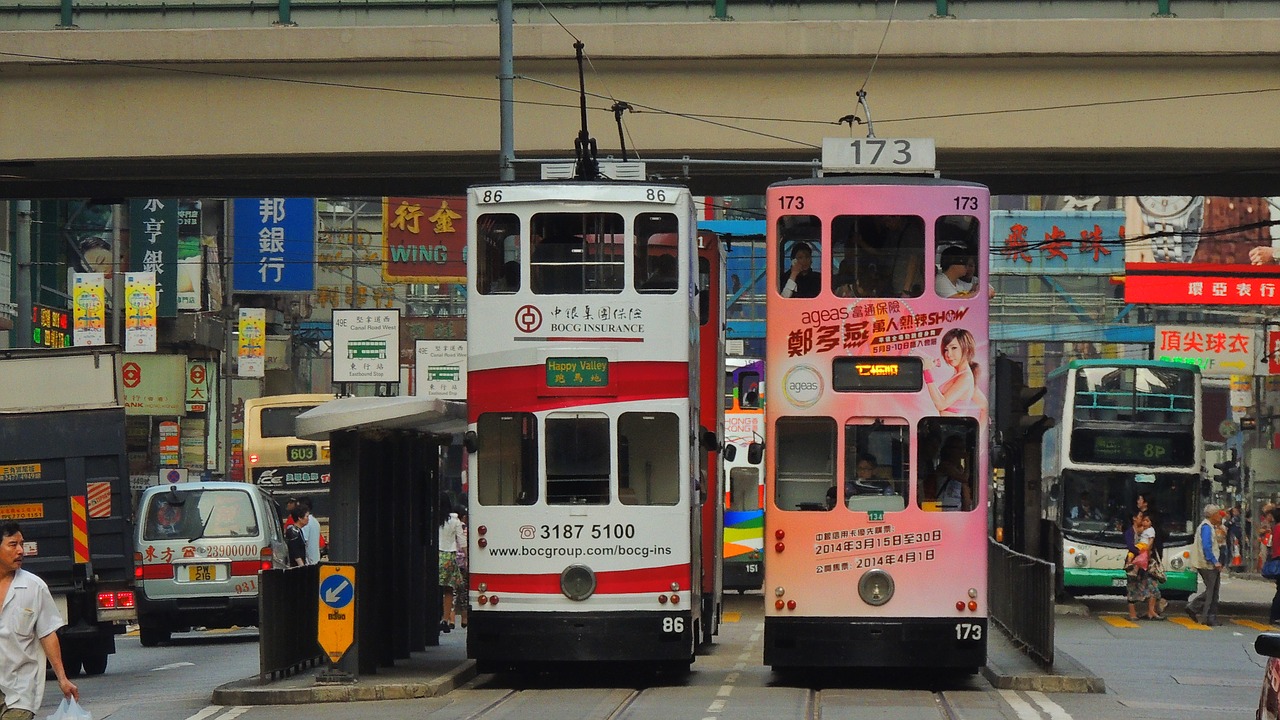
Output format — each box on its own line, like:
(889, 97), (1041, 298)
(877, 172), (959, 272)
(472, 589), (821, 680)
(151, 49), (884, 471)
(143, 489), (260, 541)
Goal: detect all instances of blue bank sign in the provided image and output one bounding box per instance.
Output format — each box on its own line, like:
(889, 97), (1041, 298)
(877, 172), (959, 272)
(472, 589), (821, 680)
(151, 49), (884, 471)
(233, 198), (316, 293)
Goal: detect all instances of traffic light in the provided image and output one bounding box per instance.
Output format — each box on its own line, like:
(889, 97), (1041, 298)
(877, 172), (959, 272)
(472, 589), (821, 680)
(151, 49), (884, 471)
(1214, 451), (1240, 489)
(994, 355), (1055, 445)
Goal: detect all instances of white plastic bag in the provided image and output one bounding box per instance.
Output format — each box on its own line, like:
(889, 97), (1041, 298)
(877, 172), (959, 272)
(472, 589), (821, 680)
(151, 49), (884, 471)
(45, 697), (92, 720)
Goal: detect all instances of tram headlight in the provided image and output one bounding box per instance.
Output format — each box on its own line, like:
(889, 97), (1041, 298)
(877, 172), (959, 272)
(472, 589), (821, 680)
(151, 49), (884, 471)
(560, 564), (596, 601)
(857, 569), (894, 607)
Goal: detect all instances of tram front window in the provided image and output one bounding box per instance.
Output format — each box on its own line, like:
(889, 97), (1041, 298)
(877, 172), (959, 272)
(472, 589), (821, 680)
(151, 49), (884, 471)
(830, 215), (925, 298)
(774, 416), (836, 511)
(531, 213), (625, 295)
(843, 420), (908, 512)
(617, 412), (679, 505)
(545, 414), (611, 505)
(476, 413), (539, 506)
(917, 418), (978, 512)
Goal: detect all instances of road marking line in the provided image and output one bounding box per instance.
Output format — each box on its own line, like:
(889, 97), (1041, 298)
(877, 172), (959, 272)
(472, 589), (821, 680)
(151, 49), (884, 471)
(1100, 615), (1140, 628)
(184, 708), (225, 720)
(1028, 691), (1073, 720)
(152, 661), (196, 672)
(1168, 616), (1211, 630)
(722, 611), (741, 623)
(998, 689), (1043, 720)
(216, 708), (251, 720)
(706, 699), (725, 712)
(1233, 619), (1272, 631)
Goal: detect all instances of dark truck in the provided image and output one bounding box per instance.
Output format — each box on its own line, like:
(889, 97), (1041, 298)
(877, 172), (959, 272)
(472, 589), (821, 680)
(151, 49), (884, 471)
(0, 346), (136, 675)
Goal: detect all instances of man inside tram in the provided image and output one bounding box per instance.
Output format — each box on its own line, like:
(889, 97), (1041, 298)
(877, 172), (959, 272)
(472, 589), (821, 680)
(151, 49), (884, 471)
(935, 246), (978, 298)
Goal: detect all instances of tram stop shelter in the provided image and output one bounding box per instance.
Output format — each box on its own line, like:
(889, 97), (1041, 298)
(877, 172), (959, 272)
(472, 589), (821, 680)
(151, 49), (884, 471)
(271, 395), (465, 677)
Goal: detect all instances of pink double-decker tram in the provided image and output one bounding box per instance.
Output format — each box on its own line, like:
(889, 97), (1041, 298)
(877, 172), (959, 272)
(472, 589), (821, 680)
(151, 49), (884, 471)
(762, 142), (991, 671)
(463, 178), (724, 673)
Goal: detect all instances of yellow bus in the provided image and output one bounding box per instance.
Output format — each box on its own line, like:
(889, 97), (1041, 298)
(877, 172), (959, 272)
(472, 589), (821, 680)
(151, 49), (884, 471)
(242, 393), (334, 533)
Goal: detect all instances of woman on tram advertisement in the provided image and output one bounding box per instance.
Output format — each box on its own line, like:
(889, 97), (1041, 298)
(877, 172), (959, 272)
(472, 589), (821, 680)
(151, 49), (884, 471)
(924, 327), (989, 422)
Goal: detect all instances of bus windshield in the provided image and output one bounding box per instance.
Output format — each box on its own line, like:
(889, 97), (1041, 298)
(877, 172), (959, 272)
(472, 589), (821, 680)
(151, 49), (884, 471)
(1059, 469), (1197, 543)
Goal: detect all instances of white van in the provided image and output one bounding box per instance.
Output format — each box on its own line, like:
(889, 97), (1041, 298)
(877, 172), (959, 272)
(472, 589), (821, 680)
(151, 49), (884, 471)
(134, 482), (288, 646)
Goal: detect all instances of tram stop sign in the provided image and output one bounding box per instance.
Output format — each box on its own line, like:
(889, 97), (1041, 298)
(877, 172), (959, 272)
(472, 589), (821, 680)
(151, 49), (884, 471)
(317, 564), (356, 663)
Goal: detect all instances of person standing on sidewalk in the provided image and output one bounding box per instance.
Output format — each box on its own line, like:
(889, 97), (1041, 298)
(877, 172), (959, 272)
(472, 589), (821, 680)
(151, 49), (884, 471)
(0, 522), (78, 719)
(1187, 503), (1224, 626)
(1269, 506), (1280, 626)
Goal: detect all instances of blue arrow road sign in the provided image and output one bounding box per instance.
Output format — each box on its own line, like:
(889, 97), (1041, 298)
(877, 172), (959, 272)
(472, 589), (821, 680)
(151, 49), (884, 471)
(320, 573), (354, 609)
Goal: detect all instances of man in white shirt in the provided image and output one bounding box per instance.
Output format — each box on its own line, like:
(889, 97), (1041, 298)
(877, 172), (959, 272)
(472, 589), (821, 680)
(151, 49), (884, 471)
(935, 246), (977, 298)
(0, 523), (77, 719)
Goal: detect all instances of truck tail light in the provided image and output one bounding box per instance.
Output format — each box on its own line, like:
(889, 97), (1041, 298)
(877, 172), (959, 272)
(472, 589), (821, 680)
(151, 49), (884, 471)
(116, 591), (135, 609)
(97, 592), (116, 609)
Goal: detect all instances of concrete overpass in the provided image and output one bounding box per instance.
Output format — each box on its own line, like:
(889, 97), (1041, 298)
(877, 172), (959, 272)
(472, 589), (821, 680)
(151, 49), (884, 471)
(3, 1), (1280, 198)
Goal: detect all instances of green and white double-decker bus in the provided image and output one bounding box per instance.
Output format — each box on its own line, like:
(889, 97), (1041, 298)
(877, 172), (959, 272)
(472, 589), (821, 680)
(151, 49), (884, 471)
(1042, 359), (1201, 598)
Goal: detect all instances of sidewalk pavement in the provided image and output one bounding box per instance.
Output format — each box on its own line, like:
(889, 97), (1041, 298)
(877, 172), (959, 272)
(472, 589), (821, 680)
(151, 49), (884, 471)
(212, 629), (476, 706)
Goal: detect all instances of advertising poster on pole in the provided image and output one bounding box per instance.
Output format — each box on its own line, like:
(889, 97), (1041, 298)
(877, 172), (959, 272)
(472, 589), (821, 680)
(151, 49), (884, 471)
(72, 272), (107, 346)
(332, 309), (400, 383)
(238, 308), (266, 378)
(414, 340), (467, 400)
(124, 272), (157, 353)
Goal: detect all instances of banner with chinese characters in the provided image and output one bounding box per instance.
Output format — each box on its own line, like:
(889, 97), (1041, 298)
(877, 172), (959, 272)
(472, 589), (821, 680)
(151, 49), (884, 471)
(72, 272), (107, 346)
(333, 309), (400, 382)
(1124, 196), (1280, 304)
(1154, 324), (1260, 377)
(129, 198), (179, 317)
(233, 198), (316, 293)
(989, 211), (1125, 275)
(382, 196), (468, 283)
(238, 308), (266, 377)
(124, 272), (157, 353)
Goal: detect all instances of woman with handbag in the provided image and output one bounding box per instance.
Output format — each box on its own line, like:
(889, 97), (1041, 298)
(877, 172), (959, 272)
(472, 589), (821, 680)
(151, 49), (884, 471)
(1267, 507), (1280, 625)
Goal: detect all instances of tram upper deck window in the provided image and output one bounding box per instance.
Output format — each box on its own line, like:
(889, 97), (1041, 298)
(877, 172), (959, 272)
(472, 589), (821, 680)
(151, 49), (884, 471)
(1073, 366), (1195, 424)
(774, 416), (836, 511)
(617, 412), (680, 505)
(532, 213), (625, 295)
(738, 370), (762, 409)
(934, 216), (981, 299)
(635, 214), (679, 294)
(545, 413), (611, 505)
(476, 213), (521, 294)
(476, 413), (539, 506)
(843, 420), (909, 512)
(917, 417), (978, 512)
(830, 215), (925, 298)
(777, 216), (822, 298)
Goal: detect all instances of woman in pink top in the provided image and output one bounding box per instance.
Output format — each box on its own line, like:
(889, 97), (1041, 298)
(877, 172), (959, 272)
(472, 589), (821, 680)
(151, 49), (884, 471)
(924, 328), (988, 421)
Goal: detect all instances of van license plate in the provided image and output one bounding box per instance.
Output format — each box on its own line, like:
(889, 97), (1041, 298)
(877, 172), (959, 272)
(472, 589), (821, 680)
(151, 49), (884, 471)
(188, 564), (216, 582)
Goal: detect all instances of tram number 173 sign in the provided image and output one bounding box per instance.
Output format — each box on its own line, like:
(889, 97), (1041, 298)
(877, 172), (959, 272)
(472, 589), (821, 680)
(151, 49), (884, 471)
(317, 564), (356, 663)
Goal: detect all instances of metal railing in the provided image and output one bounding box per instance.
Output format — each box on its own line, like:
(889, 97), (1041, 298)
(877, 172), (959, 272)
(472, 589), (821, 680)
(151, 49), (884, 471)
(259, 564), (325, 682)
(988, 538), (1055, 667)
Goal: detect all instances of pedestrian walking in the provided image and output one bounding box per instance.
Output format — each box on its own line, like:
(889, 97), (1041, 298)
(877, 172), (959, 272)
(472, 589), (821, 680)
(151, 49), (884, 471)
(1186, 503), (1224, 626)
(1124, 511), (1164, 621)
(297, 497), (321, 566)
(1269, 507), (1280, 626)
(438, 493), (465, 633)
(0, 522), (78, 719)
(455, 500), (469, 630)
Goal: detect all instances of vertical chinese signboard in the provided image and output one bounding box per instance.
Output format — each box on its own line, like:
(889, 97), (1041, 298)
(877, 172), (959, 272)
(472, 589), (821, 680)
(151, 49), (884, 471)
(129, 199), (180, 317)
(233, 198), (316, 293)
(382, 197), (468, 284)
